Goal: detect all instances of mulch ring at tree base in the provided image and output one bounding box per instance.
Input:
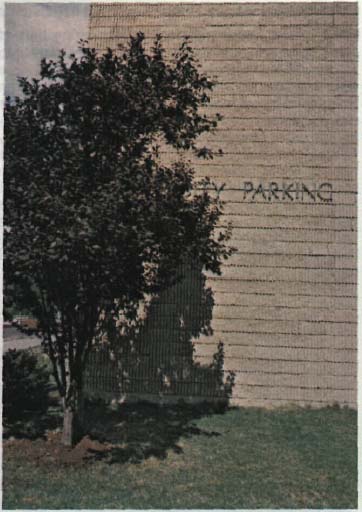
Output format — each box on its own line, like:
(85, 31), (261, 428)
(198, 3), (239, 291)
(3, 432), (112, 466)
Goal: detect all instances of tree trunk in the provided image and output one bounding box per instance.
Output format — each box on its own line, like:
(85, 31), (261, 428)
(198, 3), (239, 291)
(62, 401), (76, 447)
(61, 390), (84, 447)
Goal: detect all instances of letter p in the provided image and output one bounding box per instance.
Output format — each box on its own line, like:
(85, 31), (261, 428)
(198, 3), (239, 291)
(243, 181), (254, 200)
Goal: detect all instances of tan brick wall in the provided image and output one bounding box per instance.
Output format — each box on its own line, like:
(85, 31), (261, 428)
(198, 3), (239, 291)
(88, 2), (357, 408)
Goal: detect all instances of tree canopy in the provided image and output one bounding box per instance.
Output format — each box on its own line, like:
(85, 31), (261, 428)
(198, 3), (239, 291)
(4, 34), (232, 445)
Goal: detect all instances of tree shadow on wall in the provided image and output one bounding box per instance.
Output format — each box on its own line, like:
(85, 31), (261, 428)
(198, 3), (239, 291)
(85, 264), (235, 404)
(122, 264), (235, 401)
(83, 264), (235, 463)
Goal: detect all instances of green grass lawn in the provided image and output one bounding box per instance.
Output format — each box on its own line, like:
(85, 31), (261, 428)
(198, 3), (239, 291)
(3, 404), (357, 509)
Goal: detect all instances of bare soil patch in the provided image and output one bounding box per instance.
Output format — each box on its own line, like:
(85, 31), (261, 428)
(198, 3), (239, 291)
(4, 432), (111, 466)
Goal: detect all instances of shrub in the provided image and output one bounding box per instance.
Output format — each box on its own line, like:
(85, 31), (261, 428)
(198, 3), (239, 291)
(3, 349), (52, 422)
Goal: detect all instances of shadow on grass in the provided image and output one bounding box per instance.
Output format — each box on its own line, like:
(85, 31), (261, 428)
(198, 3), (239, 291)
(3, 394), (231, 466)
(83, 399), (229, 464)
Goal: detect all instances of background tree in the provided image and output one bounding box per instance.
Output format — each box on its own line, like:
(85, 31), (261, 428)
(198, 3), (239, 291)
(4, 34), (233, 446)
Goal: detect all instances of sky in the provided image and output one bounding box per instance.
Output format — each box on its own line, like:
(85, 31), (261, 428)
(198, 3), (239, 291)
(5, 3), (90, 97)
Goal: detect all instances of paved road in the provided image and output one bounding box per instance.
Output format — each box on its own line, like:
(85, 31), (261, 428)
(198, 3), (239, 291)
(3, 326), (42, 352)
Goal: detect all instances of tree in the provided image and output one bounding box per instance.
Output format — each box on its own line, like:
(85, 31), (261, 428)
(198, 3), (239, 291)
(4, 34), (233, 446)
